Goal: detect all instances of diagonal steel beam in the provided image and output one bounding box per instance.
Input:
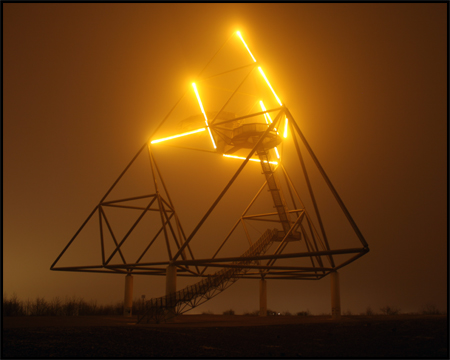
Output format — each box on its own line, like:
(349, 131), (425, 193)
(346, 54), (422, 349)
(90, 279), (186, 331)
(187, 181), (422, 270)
(286, 108), (369, 249)
(171, 112), (283, 262)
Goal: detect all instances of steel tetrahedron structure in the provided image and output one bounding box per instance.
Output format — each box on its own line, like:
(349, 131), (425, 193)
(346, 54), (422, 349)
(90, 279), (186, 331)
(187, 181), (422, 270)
(51, 31), (369, 322)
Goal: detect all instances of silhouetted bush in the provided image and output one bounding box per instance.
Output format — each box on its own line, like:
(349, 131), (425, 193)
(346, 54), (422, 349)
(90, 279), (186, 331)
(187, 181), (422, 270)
(133, 297), (147, 316)
(243, 310), (259, 316)
(363, 306), (375, 316)
(31, 297), (50, 316)
(48, 297), (63, 316)
(380, 305), (400, 315)
(62, 296), (79, 316)
(266, 309), (280, 316)
(223, 309), (235, 315)
(420, 303), (441, 315)
(296, 310), (311, 316)
(2, 294), (26, 316)
(2, 294), (125, 317)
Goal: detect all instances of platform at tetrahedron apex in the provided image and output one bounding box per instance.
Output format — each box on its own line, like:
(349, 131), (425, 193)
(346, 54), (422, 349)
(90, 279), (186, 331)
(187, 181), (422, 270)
(230, 123), (282, 150)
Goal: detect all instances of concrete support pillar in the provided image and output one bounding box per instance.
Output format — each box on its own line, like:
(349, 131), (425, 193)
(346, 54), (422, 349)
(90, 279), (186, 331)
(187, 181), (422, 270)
(330, 271), (341, 320)
(165, 264), (177, 321)
(123, 274), (133, 317)
(259, 278), (267, 316)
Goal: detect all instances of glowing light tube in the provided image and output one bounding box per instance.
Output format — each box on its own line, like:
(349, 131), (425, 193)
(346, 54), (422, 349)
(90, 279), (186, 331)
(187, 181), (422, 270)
(284, 117), (288, 138)
(274, 146), (280, 159)
(192, 83), (217, 149)
(223, 154), (278, 165)
(236, 31), (257, 63)
(150, 128), (206, 144)
(258, 67), (282, 106)
(259, 101), (273, 123)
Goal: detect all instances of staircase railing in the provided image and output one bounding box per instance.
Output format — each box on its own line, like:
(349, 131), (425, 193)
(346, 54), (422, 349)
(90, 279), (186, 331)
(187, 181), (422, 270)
(137, 228), (277, 323)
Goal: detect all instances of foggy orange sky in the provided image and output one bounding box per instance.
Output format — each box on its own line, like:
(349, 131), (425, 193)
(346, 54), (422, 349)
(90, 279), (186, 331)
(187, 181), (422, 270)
(3, 3), (447, 315)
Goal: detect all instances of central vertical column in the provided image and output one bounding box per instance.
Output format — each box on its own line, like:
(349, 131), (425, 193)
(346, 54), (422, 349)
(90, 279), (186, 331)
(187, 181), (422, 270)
(123, 274), (133, 317)
(165, 264), (177, 321)
(330, 271), (341, 320)
(259, 277), (267, 316)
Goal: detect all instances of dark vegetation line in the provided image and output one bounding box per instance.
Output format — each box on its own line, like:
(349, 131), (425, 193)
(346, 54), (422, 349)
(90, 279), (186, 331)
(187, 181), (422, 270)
(2, 294), (443, 317)
(3, 294), (127, 317)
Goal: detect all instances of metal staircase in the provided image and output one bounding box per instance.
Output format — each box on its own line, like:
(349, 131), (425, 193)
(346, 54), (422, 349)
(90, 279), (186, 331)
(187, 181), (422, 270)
(257, 149), (295, 238)
(137, 228), (277, 323)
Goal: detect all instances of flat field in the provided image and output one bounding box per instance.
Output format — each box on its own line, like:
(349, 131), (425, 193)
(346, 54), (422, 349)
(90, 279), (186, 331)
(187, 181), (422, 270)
(2, 314), (448, 358)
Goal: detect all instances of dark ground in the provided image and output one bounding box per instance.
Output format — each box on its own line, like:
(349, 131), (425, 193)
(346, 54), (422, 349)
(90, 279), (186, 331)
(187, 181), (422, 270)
(2, 314), (448, 358)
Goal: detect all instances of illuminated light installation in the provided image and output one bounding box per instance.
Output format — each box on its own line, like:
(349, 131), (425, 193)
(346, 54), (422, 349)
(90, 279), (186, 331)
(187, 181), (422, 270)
(51, 30), (369, 324)
(192, 83), (217, 149)
(150, 128), (206, 144)
(223, 153), (278, 165)
(284, 117), (288, 138)
(259, 100), (276, 127)
(259, 101), (271, 125)
(273, 144), (281, 159)
(150, 32), (284, 161)
(258, 67), (282, 106)
(238, 31), (282, 116)
(236, 31), (257, 62)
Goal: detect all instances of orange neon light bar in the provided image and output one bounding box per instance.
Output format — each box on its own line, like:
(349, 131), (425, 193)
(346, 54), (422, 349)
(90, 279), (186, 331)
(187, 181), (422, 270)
(223, 154), (278, 165)
(258, 67), (282, 106)
(284, 117), (288, 138)
(259, 101), (270, 125)
(150, 128), (206, 144)
(192, 83), (217, 149)
(236, 31), (257, 63)
(274, 147), (280, 159)
(259, 101), (273, 123)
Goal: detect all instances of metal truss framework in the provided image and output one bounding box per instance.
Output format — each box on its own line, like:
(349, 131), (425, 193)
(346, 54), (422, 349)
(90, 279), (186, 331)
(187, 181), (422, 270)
(50, 107), (368, 278)
(51, 31), (369, 309)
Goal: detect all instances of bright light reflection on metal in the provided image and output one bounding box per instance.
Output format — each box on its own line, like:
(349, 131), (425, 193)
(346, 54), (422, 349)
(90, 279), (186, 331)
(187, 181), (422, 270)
(274, 147), (280, 159)
(150, 128), (206, 144)
(259, 100), (270, 124)
(258, 67), (282, 106)
(284, 117), (288, 138)
(192, 83), (217, 149)
(236, 31), (256, 63)
(223, 154), (278, 165)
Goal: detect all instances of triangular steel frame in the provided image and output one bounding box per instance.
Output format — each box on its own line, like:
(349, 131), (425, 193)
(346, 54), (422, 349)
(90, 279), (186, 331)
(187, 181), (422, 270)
(51, 31), (369, 282)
